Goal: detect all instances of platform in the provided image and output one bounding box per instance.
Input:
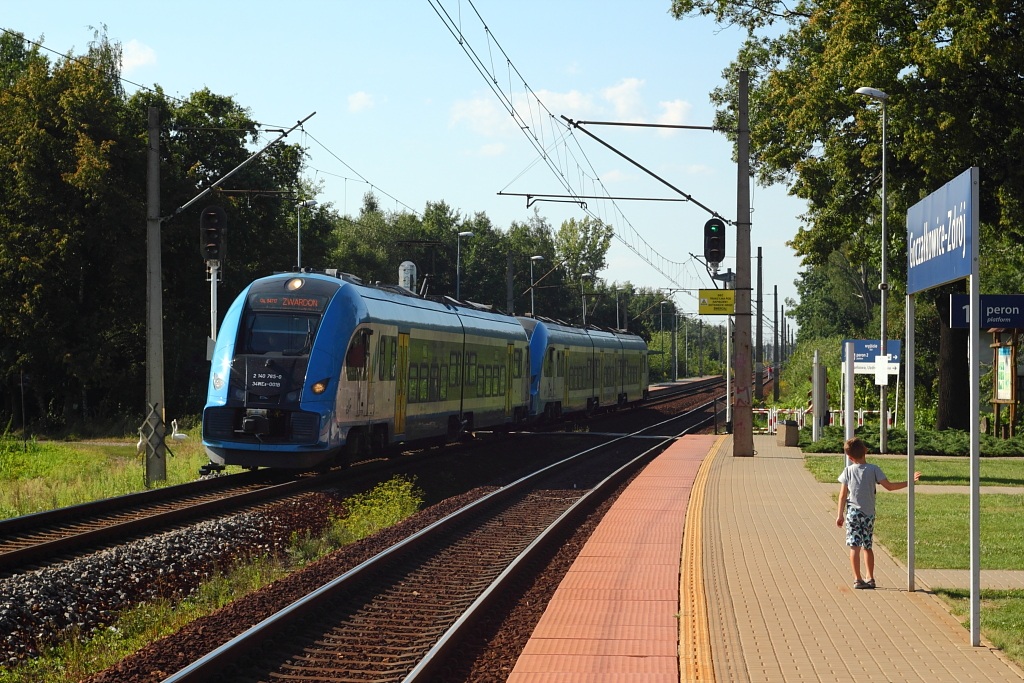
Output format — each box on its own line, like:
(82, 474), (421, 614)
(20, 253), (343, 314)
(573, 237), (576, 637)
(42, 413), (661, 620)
(507, 434), (1024, 682)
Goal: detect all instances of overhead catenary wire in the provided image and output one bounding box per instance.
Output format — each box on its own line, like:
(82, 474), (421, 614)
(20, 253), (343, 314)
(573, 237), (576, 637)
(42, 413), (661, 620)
(426, 0), (708, 292)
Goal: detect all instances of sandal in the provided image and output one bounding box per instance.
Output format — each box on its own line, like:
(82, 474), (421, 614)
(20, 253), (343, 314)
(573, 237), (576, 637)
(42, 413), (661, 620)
(866, 579), (876, 589)
(854, 579), (870, 589)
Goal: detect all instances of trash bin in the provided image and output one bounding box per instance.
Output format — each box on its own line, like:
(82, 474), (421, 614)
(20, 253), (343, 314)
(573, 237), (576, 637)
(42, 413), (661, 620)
(777, 420), (799, 447)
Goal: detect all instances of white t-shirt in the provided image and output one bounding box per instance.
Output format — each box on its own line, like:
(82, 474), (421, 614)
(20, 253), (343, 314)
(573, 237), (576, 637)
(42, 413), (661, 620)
(838, 462), (887, 517)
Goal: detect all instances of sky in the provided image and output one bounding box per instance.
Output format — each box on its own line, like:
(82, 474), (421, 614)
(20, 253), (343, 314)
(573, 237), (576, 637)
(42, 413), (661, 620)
(4, 0), (807, 326)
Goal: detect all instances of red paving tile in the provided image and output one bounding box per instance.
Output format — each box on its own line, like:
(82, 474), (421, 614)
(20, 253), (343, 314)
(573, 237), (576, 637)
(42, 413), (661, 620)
(506, 434), (717, 683)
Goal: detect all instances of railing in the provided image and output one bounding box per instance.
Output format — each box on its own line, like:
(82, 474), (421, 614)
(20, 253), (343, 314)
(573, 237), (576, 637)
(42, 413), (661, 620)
(753, 408), (894, 434)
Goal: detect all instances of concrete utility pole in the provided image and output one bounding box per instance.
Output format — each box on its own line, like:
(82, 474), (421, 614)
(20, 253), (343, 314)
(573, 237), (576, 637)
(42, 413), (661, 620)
(755, 247), (763, 401)
(733, 70), (754, 457)
(145, 107), (166, 485)
(774, 285), (780, 402)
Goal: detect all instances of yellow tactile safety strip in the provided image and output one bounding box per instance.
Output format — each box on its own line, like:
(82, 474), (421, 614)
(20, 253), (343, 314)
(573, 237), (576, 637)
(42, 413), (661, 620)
(680, 435), (725, 682)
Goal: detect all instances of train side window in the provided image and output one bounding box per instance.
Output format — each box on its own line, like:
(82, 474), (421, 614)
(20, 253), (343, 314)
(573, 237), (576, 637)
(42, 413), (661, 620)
(440, 365), (449, 400)
(449, 352), (460, 386)
(499, 366), (507, 394)
(408, 364), (419, 403)
(545, 347), (554, 377)
(346, 332), (368, 381)
(419, 363), (429, 402)
(388, 338), (397, 380)
(513, 349), (523, 378)
(468, 352), (477, 386)
(429, 363), (440, 402)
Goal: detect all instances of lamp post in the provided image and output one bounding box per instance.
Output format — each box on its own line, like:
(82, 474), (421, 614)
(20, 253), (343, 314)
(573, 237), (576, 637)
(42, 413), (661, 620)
(529, 255), (544, 315)
(296, 199), (317, 269)
(580, 273), (593, 326)
(856, 85), (889, 453)
(456, 231), (474, 300)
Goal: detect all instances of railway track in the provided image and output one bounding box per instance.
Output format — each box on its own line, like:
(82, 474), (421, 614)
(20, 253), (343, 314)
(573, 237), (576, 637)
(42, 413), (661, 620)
(0, 379), (724, 577)
(0, 470), (339, 577)
(158, 399), (718, 683)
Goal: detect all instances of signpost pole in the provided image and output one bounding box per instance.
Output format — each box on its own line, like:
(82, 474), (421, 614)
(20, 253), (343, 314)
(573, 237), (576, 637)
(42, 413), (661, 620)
(906, 293), (916, 591)
(905, 166), (979, 643)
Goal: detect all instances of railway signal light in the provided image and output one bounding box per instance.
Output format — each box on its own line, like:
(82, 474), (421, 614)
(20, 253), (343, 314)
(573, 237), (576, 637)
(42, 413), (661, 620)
(703, 218), (726, 264)
(200, 206), (227, 262)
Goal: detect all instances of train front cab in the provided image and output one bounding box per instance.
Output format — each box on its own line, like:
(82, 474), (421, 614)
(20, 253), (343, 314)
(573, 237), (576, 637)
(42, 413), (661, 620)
(203, 274), (358, 469)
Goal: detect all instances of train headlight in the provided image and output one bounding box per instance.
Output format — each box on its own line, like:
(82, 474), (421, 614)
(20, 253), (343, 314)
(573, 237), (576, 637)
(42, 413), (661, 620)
(286, 278), (305, 291)
(212, 373), (224, 390)
(311, 378), (330, 395)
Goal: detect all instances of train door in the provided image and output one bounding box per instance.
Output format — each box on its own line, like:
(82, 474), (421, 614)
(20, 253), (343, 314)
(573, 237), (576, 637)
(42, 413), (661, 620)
(345, 329), (370, 417)
(562, 347), (570, 407)
(365, 329), (376, 417)
(505, 343), (514, 417)
(395, 332), (409, 435)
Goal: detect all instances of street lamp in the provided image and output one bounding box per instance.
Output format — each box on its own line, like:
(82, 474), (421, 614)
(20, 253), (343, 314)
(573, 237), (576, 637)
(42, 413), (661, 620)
(529, 255), (544, 315)
(456, 231), (474, 300)
(580, 273), (593, 326)
(856, 85), (889, 453)
(296, 199), (317, 270)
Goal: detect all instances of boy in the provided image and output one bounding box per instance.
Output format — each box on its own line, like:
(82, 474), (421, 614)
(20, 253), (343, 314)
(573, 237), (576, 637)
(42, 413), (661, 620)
(836, 437), (920, 589)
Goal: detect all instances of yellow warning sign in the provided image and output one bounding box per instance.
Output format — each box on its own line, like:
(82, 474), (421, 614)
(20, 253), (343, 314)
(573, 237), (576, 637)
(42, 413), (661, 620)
(698, 289), (735, 315)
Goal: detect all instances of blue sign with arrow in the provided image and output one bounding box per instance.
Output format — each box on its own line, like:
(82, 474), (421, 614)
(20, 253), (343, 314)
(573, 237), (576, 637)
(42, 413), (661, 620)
(841, 339), (902, 375)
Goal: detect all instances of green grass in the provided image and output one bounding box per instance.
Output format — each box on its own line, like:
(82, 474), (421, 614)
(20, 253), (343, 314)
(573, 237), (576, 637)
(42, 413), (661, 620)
(804, 454), (1024, 487)
(932, 589), (1024, 665)
(873, 494), (1024, 569)
(807, 453), (1024, 666)
(0, 557), (289, 683)
(0, 476), (424, 683)
(0, 430), (241, 519)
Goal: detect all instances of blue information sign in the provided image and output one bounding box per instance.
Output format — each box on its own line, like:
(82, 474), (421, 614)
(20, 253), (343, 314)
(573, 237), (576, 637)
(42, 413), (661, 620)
(841, 339), (902, 374)
(950, 294), (1024, 329)
(906, 167), (978, 294)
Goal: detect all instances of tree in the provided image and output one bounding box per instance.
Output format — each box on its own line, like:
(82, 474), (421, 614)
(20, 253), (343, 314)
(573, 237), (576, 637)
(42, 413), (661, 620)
(0, 30), (313, 430)
(670, 0), (1024, 429)
(554, 216), (613, 284)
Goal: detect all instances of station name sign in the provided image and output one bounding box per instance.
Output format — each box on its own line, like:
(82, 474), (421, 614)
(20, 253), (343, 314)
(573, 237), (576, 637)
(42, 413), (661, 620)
(906, 167), (977, 294)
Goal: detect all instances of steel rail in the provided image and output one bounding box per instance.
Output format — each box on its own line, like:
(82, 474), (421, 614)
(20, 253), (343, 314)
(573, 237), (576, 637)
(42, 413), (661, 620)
(161, 402), (715, 683)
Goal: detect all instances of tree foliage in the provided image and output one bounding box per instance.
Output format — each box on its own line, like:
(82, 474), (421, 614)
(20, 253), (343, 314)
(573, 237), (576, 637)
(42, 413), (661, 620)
(671, 0), (1024, 428)
(0, 31), (618, 434)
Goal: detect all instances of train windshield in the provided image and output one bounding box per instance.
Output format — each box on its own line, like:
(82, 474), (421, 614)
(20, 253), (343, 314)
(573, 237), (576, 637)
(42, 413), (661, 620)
(244, 313), (320, 356)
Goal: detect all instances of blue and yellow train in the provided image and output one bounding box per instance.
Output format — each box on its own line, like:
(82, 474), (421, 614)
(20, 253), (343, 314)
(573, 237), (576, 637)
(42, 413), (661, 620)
(202, 270), (649, 470)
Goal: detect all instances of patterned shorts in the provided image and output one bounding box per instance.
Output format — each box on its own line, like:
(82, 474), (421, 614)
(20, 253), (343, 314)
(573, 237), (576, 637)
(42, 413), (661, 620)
(845, 506), (875, 549)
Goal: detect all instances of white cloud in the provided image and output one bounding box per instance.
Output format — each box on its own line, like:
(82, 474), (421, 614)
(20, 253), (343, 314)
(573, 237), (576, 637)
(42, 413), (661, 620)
(656, 99), (692, 135)
(451, 89), (595, 138)
(348, 91), (374, 112)
(601, 77), (645, 121)
(121, 40), (156, 74)
(685, 163), (715, 175)
(450, 96), (512, 136)
(600, 168), (629, 184)
(478, 142), (506, 157)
